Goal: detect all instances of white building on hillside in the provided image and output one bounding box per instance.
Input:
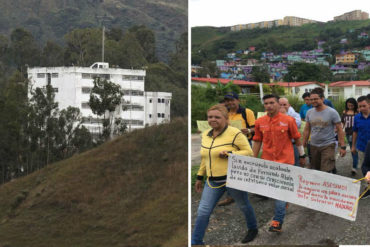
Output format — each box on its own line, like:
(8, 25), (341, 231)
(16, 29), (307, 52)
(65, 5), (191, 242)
(27, 62), (171, 133)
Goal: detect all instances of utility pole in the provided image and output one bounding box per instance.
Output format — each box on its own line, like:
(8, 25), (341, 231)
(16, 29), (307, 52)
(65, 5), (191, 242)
(96, 15), (111, 62)
(102, 26), (105, 62)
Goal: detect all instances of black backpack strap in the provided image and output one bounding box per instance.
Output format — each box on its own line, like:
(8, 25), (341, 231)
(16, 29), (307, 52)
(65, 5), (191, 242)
(240, 107), (250, 128)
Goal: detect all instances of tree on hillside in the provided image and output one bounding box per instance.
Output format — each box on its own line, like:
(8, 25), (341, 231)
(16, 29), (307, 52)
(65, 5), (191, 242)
(145, 62), (187, 117)
(28, 82), (59, 166)
(0, 71), (29, 182)
(284, 62), (333, 82)
(41, 41), (64, 67)
(116, 32), (147, 69)
(199, 60), (219, 78)
(8, 28), (40, 71)
(64, 28), (101, 66)
(358, 66), (370, 80)
(129, 25), (157, 63)
(55, 107), (93, 159)
(88, 77), (124, 141)
(169, 32), (188, 88)
(251, 66), (270, 83)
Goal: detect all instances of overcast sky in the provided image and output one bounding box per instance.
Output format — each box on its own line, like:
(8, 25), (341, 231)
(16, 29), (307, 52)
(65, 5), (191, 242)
(190, 0), (370, 27)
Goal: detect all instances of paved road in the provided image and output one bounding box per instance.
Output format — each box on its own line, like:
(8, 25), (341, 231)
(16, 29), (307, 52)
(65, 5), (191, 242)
(191, 134), (370, 245)
(191, 134), (202, 166)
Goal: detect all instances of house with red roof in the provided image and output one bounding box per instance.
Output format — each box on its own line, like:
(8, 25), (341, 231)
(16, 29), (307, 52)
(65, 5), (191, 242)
(274, 82), (323, 96)
(191, 77), (259, 94)
(329, 81), (370, 99)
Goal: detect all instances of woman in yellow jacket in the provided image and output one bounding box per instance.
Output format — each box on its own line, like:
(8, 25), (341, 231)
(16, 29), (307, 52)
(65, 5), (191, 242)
(192, 104), (258, 245)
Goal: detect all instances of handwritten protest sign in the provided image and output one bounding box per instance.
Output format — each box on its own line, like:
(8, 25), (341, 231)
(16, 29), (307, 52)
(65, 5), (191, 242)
(227, 154), (361, 221)
(197, 120), (243, 132)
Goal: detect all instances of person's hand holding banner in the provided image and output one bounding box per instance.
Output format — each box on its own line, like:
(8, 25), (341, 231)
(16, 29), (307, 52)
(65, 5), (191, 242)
(366, 172), (370, 184)
(219, 151), (229, 159)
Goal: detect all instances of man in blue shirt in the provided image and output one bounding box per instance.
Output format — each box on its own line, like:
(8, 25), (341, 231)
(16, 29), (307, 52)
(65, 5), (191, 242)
(352, 95), (370, 171)
(299, 92), (312, 121)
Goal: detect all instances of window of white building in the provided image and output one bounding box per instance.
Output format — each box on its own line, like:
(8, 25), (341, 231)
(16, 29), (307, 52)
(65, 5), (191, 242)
(51, 73), (59, 78)
(122, 75), (144, 81)
(123, 104), (144, 111)
(356, 88), (363, 95)
(122, 90), (144, 96)
(122, 119), (144, 126)
(37, 73), (45, 78)
(82, 73), (91, 79)
(81, 102), (90, 109)
(82, 87), (92, 94)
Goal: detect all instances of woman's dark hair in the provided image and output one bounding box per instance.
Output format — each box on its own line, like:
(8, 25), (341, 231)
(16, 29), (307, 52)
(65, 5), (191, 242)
(345, 98), (358, 113)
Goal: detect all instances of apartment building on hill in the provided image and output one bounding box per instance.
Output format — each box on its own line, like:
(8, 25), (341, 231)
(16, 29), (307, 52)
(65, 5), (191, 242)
(27, 62), (171, 134)
(334, 10), (369, 21)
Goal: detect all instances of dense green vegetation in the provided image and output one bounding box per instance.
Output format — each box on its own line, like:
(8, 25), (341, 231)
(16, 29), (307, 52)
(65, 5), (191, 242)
(192, 20), (370, 64)
(0, 0), (187, 62)
(191, 83), (346, 131)
(0, 25), (187, 184)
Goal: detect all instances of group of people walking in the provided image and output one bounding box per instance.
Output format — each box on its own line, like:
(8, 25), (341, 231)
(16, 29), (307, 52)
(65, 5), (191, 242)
(192, 88), (370, 245)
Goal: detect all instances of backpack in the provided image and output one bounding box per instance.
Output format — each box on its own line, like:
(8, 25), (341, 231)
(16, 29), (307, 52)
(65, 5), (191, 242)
(240, 107), (250, 128)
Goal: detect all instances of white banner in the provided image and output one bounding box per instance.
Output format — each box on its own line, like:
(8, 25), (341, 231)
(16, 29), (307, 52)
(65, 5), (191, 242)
(227, 154), (361, 221)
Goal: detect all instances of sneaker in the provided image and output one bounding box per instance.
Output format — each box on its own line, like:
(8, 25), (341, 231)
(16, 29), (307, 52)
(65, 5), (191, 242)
(269, 220), (282, 232)
(361, 190), (370, 200)
(218, 197), (235, 206)
(241, 229), (258, 243)
(351, 168), (357, 176)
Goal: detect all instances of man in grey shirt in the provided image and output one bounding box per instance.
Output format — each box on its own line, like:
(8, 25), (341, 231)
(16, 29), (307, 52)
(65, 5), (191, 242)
(302, 87), (346, 172)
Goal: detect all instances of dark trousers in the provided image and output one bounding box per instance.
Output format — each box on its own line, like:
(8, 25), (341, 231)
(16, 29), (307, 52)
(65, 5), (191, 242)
(362, 140), (370, 176)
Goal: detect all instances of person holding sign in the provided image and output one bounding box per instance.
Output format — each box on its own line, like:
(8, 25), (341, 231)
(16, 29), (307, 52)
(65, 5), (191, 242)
(218, 92), (256, 206)
(252, 94), (305, 232)
(224, 92), (256, 145)
(192, 104), (258, 245)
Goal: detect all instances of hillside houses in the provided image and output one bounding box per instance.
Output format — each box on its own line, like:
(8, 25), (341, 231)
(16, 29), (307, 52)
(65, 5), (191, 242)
(193, 45), (370, 82)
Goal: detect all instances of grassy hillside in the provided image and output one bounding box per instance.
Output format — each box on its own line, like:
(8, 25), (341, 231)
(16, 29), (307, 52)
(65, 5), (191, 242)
(0, 118), (187, 247)
(0, 0), (187, 61)
(192, 19), (370, 62)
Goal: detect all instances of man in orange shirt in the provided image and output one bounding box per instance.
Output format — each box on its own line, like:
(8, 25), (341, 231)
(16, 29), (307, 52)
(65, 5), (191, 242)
(253, 94), (306, 232)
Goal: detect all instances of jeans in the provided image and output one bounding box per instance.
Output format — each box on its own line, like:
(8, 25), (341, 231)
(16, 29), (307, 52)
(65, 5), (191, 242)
(191, 180), (257, 245)
(346, 134), (358, 169)
(273, 200), (287, 224)
(293, 143), (299, 166)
